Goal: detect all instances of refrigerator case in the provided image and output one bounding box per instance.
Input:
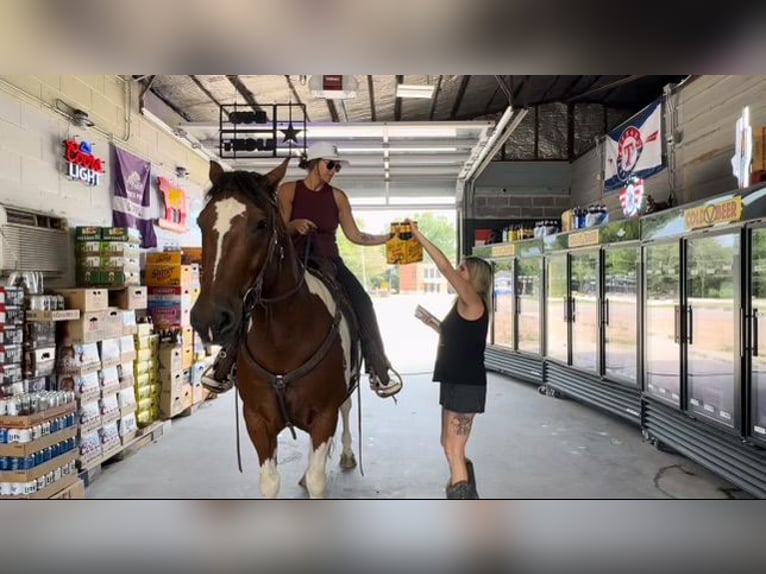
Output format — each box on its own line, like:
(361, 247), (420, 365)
(685, 231), (741, 430)
(517, 256), (543, 356)
(570, 250), (600, 373)
(545, 253), (568, 362)
(750, 227), (766, 441)
(643, 241), (682, 407)
(492, 259), (515, 349)
(603, 244), (641, 385)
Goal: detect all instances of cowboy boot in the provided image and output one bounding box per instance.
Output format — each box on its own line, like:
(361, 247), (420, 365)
(445, 481), (478, 499)
(465, 458), (480, 499)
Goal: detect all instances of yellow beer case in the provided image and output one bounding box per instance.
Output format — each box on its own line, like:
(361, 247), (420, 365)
(385, 222), (423, 265)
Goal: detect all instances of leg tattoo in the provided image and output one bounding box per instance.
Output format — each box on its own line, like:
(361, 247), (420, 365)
(452, 414), (473, 436)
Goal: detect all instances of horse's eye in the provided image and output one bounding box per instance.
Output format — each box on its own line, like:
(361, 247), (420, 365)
(253, 220), (268, 232)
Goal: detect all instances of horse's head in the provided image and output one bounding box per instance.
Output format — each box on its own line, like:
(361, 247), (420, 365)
(191, 159), (289, 346)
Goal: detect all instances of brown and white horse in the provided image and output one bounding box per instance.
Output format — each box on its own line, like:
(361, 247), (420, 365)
(190, 160), (358, 498)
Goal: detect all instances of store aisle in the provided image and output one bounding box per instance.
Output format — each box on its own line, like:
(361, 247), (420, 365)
(86, 373), (745, 499)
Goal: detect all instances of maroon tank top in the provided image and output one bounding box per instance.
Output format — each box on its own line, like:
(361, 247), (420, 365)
(290, 180), (340, 259)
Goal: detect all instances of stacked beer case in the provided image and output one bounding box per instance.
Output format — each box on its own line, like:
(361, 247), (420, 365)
(0, 287), (26, 398)
(75, 227), (141, 288)
(54, 288), (123, 469)
(146, 250), (205, 417)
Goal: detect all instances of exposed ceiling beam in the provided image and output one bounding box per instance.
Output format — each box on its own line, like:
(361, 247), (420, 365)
(367, 75), (377, 122)
(539, 75), (561, 102)
(394, 75), (404, 121)
(483, 84), (501, 115)
(429, 75), (443, 121)
(511, 75), (529, 107)
(143, 82), (192, 122)
(493, 75), (513, 105)
(225, 75), (263, 112)
(568, 75), (646, 102)
(189, 75), (229, 121)
(565, 75), (612, 102)
(450, 75), (471, 120)
(284, 75), (310, 122)
(559, 76), (585, 101)
(326, 99), (340, 122)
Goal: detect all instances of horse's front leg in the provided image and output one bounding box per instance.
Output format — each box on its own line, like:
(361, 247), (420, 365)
(339, 397), (357, 470)
(243, 406), (280, 498)
(304, 410), (338, 498)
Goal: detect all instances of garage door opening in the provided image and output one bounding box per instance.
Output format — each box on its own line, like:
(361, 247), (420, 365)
(342, 207), (457, 374)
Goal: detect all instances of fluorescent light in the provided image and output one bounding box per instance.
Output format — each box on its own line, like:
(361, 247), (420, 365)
(396, 84), (435, 99)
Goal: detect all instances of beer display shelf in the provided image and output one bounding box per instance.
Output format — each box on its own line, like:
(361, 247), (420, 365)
(5, 472), (80, 500)
(25, 310), (81, 322)
(0, 401), (76, 429)
(0, 425), (77, 457)
(0, 449), (76, 482)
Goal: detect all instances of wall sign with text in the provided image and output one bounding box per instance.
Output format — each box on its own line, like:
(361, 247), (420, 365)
(64, 139), (104, 186)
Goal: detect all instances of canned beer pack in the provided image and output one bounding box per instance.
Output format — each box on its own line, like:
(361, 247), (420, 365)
(385, 221), (423, 265)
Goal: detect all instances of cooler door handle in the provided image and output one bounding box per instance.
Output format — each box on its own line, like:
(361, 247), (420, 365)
(674, 305), (680, 343)
(603, 299), (610, 326)
(570, 297), (576, 323)
(687, 305), (693, 345)
(516, 295), (521, 315)
(563, 297), (568, 322)
(754, 309), (760, 357)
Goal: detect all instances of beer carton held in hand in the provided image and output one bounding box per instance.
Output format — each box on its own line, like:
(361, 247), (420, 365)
(386, 221), (423, 265)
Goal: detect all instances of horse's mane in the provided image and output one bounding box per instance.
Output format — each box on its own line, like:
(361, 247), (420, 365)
(206, 170), (278, 212)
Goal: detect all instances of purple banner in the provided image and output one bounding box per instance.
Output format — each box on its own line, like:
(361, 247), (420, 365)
(111, 145), (157, 248)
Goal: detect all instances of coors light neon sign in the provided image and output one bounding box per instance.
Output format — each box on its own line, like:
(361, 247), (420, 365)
(64, 139), (104, 186)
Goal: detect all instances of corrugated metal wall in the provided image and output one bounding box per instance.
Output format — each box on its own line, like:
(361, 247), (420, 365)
(570, 76), (766, 212)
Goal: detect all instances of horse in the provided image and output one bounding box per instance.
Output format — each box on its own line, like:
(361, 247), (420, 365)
(190, 159), (360, 498)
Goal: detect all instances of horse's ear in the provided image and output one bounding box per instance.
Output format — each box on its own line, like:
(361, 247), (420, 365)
(264, 158), (290, 189)
(209, 161), (225, 186)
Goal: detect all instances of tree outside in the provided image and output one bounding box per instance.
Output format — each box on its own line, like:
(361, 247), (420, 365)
(336, 210), (456, 292)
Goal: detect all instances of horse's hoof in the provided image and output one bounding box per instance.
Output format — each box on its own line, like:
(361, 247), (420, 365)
(340, 453), (357, 470)
(299, 475), (307, 489)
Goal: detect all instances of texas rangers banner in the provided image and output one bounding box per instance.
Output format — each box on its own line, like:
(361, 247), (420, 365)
(604, 100), (665, 192)
(112, 145), (157, 248)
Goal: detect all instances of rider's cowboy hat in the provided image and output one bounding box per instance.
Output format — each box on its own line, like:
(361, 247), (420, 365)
(305, 142), (350, 166)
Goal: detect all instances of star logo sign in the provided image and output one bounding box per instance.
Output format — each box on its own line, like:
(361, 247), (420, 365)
(281, 122), (301, 144)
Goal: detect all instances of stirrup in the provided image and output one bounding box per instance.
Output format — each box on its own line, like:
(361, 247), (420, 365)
(369, 366), (403, 399)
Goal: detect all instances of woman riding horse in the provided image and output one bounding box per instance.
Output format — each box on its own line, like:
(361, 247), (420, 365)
(191, 159), (359, 498)
(201, 143), (403, 400)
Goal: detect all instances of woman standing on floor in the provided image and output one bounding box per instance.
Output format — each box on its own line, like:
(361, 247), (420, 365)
(409, 219), (491, 499)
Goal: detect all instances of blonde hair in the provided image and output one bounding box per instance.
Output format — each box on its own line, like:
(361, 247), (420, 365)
(462, 256), (492, 311)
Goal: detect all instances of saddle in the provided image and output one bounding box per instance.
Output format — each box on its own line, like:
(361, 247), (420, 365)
(201, 260), (363, 396)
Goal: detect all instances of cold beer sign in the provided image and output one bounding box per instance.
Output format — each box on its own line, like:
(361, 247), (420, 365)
(64, 139), (104, 186)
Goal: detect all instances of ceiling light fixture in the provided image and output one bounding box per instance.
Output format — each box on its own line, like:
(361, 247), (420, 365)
(309, 75), (358, 99)
(396, 84), (435, 99)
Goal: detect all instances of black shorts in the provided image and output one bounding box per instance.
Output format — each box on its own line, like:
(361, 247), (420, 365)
(439, 383), (486, 414)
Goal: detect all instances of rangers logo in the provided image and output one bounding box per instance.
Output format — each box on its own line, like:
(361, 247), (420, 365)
(619, 177), (644, 218)
(617, 126), (643, 181)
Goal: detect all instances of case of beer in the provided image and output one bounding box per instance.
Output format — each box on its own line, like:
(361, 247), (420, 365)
(385, 222), (423, 265)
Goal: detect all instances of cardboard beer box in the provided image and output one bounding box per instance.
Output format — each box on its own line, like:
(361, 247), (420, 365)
(109, 286), (148, 310)
(75, 226), (101, 241)
(101, 227), (141, 244)
(146, 264), (193, 288)
(146, 251), (183, 266)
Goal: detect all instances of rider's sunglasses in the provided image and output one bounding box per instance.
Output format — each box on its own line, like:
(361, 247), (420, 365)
(324, 160), (342, 173)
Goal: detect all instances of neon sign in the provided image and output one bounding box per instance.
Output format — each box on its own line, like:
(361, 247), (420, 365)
(619, 176), (645, 218)
(64, 139), (104, 186)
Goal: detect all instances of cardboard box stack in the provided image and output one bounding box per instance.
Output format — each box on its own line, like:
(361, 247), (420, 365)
(146, 250), (207, 416)
(75, 227), (141, 288)
(132, 321), (160, 429)
(54, 288), (126, 469)
(0, 287), (26, 399)
(108, 286), (147, 441)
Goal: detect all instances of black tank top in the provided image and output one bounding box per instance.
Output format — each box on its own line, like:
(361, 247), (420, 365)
(432, 301), (489, 386)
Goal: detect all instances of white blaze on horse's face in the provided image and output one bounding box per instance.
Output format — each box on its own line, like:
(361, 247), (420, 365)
(211, 197), (247, 284)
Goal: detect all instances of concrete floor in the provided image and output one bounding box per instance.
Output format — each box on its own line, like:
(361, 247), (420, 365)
(86, 372), (747, 499)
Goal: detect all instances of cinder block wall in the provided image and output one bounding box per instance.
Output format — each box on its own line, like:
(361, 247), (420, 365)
(0, 75), (208, 236)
